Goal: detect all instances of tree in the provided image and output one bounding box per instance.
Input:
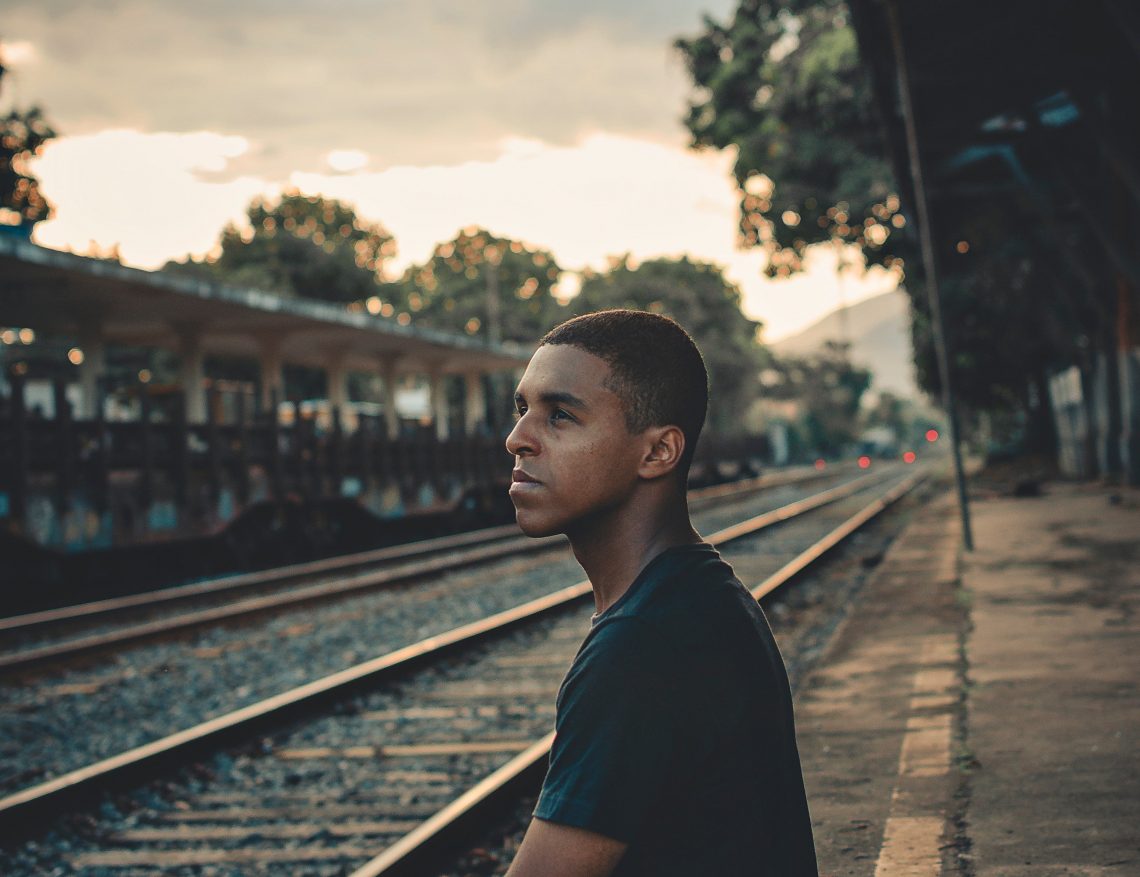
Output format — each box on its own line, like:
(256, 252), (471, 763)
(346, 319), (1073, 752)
(0, 51), (57, 229)
(674, 1), (1113, 458)
(862, 390), (908, 442)
(904, 192), (1090, 452)
(570, 256), (766, 435)
(676, 0), (907, 279)
(764, 341), (871, 455)
(165, 191), (396, 303)
(390, 227), (570, 343)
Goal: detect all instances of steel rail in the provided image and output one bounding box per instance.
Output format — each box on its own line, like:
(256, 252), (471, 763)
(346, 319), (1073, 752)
(348, 469), (928, 877)
(0, 467), (876, 837)
(750, 471), (924, 601)
(0, 524), (527, 635)
(0, 533), (562, 674)
(349, 733), (557, 877)
(0, 464), (830, 637)
(0, 466), (836, 674)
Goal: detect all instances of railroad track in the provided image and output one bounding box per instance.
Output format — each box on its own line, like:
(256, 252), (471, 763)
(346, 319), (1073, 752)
(0, 466), (926, 875)
(0, 465), (837, 676)
(0, 465), (876, 806)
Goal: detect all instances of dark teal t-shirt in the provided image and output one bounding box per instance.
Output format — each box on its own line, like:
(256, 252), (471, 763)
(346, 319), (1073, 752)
(534, 543), (818, 876)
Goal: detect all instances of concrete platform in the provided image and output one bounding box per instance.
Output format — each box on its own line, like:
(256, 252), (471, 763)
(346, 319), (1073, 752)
(796, 480), (1139, 877)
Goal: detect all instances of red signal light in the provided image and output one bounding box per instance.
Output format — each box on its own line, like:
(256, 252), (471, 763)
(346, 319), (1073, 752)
(857, 455), (871, 469)
(903, 451), (917, 464)
(814, 458), (827, 470)
(925, 429), (939, 443)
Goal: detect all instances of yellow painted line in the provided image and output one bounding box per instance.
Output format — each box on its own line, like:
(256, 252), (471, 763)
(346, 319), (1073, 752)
(908, 693), (957, 710)
(874, 815), (944, 876)
(873, 635), (958, 876)
(899, 714), (953, 778)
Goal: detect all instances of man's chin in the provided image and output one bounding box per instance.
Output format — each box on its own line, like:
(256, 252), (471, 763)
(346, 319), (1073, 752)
(514, 510), (563, 539)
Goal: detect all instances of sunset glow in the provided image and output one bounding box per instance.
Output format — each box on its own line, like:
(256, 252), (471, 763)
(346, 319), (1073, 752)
(7, 0), (900, 341)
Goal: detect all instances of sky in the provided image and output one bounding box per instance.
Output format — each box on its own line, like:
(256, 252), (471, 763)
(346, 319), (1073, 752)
(1, 0), (899, 342)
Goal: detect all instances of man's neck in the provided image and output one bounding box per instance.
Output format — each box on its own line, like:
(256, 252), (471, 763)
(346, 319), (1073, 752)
(567, 488), (701, 616)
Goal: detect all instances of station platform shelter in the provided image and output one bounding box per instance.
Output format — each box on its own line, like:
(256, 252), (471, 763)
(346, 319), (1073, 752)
(0, 236), (530, 435)
(0, 237), (536, 578)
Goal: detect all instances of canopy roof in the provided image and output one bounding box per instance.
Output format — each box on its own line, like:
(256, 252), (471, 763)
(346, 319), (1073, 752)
(0, 237), (533, 375)
(849, 0), (1138, 231)
(845, 0), (1140, 313)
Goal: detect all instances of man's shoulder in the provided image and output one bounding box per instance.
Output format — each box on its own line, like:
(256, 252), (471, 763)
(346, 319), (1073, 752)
(613, 544), (759, 634)
(576, 615), (666, 671)
(575, 547), (770, 688)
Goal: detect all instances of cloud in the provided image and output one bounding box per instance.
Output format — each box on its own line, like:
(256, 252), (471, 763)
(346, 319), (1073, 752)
(288, 132), (747, 281)
(0, 39), (38, 67)
(292, 132), (894, 339)
(3, 0), (736, 176)
(13, 0), (896, 341)
(30, 129), (268, 266)
(29, 126), (895, 340)
(326, 149), (369, 173)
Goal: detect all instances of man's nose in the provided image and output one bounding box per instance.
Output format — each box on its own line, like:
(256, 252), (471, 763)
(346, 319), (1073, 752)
(505, 416), (535, 457)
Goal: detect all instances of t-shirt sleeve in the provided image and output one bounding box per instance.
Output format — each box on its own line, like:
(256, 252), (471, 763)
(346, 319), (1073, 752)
(534, 620), (680, 842)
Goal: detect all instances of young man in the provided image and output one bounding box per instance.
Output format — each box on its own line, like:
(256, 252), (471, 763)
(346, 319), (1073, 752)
(503, 310), (818, 877)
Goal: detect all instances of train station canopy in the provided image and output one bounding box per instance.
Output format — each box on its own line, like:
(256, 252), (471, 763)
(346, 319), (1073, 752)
(848, 0), (1138, 287)
(0, 237), (533, 376)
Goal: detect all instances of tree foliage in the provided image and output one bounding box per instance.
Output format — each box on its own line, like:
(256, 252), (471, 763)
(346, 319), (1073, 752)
(675, 0), (1119, 459)
(763, 341), (871, 454)
(906, 188), (1097, 451)
(676, 0), (906, 279)
(861, 390), (908, 441)
(389, 227), (570, 344)
(570, 256), (766, 435)
(0, 54), (56, 227)
(165, 191), (396, 303)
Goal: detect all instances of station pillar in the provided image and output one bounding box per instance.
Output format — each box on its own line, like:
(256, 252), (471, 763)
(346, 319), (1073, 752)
(176, 326), (207, 423)
(258, 336), (284, 416)
(327, 355), (350, 413)
(379, 357), (400, 439)
(1122, 348), (1140, 486)
(429, 366), (449, 441)
(464, 371), (486, 436)
(76, 329), (106, 419)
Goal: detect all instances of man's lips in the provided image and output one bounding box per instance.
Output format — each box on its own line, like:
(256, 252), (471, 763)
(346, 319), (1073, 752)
(510, 470), (542, 496)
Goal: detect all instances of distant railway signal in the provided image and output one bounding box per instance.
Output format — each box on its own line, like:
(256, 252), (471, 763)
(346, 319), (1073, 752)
(925, 429), (939, 443)
(857, 455), (872, 469)
(903, 451), (917, 464)
(814, 458), (827, 471)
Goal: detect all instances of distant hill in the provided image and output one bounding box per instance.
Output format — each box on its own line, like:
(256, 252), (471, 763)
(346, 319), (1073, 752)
(770, 290), (920, 398)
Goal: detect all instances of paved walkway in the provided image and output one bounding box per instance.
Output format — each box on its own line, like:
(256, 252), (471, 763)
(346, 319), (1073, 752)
(797, 480), (1139, 877)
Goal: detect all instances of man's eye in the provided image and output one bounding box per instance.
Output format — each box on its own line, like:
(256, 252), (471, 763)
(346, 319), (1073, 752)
(514, 407), (526, 420)
(550, 408), (571, 423)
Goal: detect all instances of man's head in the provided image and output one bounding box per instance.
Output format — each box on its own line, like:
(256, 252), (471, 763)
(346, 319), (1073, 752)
(506, 310), (708, 537)
(540, 310), (708, 467)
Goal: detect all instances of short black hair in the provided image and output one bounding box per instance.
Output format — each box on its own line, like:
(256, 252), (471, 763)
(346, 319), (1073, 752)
(541, 309), (708, 472)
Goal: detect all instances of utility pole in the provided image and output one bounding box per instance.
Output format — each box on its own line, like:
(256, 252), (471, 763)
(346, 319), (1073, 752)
(834, 238), (852, 360)
(483, 244), (504, 437)
(485, 246), (502, 346)
(886, 0), (975, 550)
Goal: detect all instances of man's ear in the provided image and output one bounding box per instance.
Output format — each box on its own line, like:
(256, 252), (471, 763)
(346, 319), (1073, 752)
(637, 425), (686, 480)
